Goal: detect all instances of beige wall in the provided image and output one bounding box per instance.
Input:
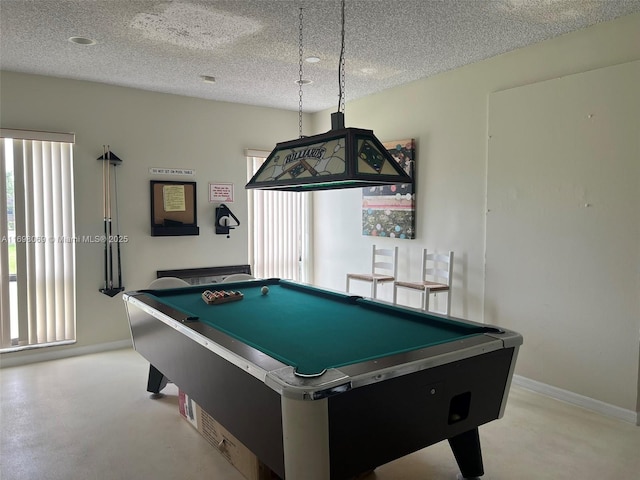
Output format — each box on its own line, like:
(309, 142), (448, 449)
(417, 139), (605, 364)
(486, 60), (639, 413)
(1, 13), (639, 415)
(0, 73), (303, 363)
(310, 13), (640, 414)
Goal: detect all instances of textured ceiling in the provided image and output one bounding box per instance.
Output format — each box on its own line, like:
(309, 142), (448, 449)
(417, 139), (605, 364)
(1, 0), (640, 112)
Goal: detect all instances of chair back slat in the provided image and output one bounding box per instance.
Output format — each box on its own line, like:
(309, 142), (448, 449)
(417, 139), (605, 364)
(370, 245), (398, 277)
(423, 250), (453, 286)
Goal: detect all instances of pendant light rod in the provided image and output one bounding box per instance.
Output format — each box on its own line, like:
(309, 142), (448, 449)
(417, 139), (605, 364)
(298, 6), (304, 138)
(337, 0), (346, 114)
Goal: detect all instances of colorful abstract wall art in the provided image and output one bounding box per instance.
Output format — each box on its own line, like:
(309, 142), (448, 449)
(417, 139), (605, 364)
(362, 139), (415, 239)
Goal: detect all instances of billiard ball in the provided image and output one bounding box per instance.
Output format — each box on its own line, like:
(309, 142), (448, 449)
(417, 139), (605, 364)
(261, 286), (269, 295)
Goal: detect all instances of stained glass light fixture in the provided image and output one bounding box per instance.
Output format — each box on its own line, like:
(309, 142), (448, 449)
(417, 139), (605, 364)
(246, 1), (413, 192)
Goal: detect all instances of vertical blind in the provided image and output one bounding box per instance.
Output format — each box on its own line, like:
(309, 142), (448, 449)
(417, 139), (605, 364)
(247, 153), (311, 282)
(1, 129), (76, 351)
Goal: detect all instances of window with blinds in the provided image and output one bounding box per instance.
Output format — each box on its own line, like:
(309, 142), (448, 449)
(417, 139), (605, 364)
(247, 152), (312, 282)
(1, 129), (76, 351)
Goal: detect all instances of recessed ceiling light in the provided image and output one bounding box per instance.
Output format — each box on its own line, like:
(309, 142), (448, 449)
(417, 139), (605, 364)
(294, 79), (313, 86)
(305, 56), (321, 63)
(68, 36), (96, 45)
(201, 75), (216, 84)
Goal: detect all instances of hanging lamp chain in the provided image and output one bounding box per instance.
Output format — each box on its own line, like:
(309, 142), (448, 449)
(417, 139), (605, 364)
(338, 0), (346, 114)
(298, 6), (304, 138)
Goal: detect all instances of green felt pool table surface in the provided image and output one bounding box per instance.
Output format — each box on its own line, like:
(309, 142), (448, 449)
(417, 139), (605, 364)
(146, 278), (494, 376)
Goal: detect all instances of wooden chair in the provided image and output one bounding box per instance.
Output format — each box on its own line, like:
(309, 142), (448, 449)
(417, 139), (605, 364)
(346, 245), (398, 299)
(393, 250), (453, 315)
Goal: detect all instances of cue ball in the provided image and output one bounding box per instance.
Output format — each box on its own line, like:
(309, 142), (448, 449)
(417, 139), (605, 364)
(261, 286), (269, 295)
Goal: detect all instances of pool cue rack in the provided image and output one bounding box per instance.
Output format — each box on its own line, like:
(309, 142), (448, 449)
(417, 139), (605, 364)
(97, 145), (125, 297)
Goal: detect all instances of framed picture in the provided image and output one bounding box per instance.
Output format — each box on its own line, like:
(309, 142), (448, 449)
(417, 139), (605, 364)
(150, 180), (199, 236)
(361, 139), (415, 239)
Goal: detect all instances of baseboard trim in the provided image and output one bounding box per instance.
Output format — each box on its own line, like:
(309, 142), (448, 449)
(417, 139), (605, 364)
(513, 375), (638, 425)
(0, 339), (132, 368)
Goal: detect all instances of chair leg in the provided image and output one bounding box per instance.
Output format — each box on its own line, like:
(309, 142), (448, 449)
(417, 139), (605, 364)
(392, 285), (397, 304)
(372, 279), (377, 299)
(424, 288), (431, 312)
(346, 276), (350, 293)
(446, 290), (452, 316)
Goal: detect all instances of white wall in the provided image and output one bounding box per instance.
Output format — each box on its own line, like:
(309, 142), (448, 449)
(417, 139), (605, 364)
(0, 73), (303, 363)
(310, 13), (640, 413)
(486, 60), (639, 414)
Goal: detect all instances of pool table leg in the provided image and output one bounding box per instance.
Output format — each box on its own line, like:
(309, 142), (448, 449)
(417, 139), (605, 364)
(448, 428), (484, 479)
(146, 364), (169, 395)
(281, 396), (331, 480)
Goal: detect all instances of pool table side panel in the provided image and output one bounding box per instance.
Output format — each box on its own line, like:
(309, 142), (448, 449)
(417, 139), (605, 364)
(126, 303), (286, 477)
(326, 347), (516, 479)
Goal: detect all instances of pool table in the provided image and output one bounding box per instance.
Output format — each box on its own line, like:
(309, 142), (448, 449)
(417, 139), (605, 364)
(123, 278), (522, 480)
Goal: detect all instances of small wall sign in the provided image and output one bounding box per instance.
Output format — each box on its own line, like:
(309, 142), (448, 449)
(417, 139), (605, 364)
(209, 183), (234, 203)
(150, 167), (195, 176)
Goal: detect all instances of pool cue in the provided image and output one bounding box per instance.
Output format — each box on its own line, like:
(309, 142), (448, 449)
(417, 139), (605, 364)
(107, 145), (114, 289)
(102, 145), (109, 291)
(113, 154), (123, 289)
